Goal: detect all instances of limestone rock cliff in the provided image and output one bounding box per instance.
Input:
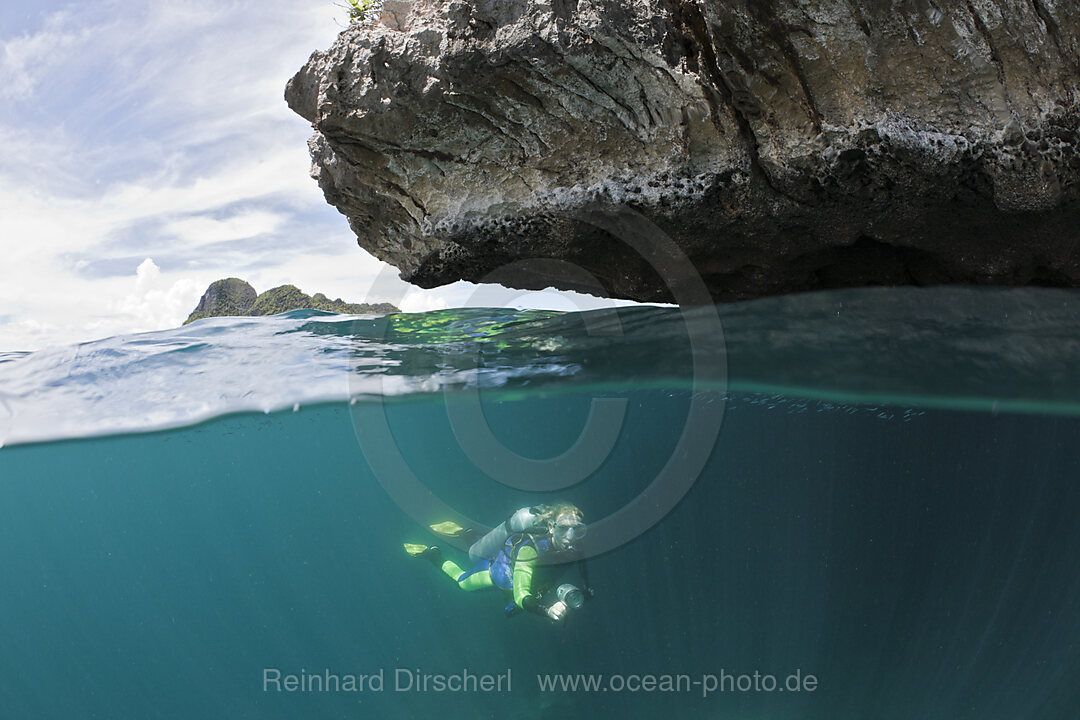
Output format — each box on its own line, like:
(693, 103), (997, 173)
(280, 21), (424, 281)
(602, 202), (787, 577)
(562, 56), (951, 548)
(185, 279), (399, 323)
(287, 0), (1080, 302)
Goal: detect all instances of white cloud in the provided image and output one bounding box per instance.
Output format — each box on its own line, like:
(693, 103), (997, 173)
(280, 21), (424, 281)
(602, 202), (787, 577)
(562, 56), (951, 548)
(114, 258), (203, 329)
(0, 1), (352, 350)
(399, 293), (450, 314)
(163, 210), (286, 246)
(0, 1), (647, 352)
(0, 9), (87, 100)
(99, 146), (320, 225)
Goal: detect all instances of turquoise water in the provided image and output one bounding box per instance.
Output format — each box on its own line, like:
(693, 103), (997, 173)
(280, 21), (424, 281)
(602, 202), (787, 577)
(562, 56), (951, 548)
(2, 288), (1079, 718)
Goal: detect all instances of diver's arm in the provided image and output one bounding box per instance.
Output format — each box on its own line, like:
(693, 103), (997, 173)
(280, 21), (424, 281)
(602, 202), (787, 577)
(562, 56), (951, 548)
(513, 545), (564, 620)
(513, 545), (544, 614)
(520, 594), (547, 616)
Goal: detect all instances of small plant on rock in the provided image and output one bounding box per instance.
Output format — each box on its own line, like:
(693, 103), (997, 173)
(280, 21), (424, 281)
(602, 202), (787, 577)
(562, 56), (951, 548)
(344, 0), (383, 23)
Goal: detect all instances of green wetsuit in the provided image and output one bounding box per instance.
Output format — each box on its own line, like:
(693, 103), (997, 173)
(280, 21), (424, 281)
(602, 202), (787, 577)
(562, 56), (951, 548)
(439, 543), (544, 611)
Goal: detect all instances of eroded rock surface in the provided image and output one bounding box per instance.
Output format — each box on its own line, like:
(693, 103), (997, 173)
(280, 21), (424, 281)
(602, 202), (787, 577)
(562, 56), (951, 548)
(286, 0), (1080, 302)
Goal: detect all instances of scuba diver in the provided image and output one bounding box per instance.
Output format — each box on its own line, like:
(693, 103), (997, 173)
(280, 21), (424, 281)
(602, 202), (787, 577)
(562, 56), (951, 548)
(404, 503), (593, 622)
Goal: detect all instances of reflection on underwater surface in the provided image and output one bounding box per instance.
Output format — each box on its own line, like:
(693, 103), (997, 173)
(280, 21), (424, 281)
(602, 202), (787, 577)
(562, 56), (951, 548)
(0, 287), (1078, 718)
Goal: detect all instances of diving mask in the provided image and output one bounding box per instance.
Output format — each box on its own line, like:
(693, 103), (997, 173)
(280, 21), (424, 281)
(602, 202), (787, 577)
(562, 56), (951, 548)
(552, 515), (587, 548)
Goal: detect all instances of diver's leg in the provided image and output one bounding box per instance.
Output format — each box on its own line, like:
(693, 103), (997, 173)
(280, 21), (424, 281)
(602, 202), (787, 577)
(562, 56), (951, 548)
(439, 558), (466, 580)
(407, 544), (495, 591)
(440, 560), (495, 591)
(456, 568), (495, 592)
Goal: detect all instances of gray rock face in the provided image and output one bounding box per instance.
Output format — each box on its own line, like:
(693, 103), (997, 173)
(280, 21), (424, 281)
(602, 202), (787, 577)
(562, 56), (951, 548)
(286, 0), (1080, 303)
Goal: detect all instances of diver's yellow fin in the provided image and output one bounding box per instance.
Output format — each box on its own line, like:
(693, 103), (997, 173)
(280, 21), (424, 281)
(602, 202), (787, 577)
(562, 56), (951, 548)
(403, 543), (430, 556)
(429, 520), (471, 538)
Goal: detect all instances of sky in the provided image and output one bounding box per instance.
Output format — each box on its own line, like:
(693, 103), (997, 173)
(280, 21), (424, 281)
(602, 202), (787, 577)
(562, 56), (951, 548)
(0, 0), (631, 352)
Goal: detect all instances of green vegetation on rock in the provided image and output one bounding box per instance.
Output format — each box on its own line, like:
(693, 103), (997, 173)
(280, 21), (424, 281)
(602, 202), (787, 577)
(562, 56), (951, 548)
(341, 0), (382, 23)
(184, 279), (398, 324)
(247, 285), (311, 316)
(185, 278), (258, 324)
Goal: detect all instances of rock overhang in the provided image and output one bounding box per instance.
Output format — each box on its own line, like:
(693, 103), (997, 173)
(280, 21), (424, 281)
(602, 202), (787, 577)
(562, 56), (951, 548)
(286, 0), (1080, 303)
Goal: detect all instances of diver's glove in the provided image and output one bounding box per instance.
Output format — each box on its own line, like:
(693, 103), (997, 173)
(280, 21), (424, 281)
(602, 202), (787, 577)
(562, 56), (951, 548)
(545, 600), (569, 622)
(521, 594), (566, 622)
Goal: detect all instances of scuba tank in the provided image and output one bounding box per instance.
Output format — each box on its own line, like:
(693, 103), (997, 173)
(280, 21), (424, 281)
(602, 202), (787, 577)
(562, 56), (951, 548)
(469, 506), (544, 561)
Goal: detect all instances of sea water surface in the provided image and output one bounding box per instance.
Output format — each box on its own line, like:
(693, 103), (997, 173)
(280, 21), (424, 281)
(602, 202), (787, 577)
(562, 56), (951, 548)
(1, 287), (1078, 719)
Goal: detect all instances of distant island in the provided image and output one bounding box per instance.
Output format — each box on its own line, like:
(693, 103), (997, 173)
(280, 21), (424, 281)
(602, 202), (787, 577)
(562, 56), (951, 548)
(184, 278), (399, 324)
